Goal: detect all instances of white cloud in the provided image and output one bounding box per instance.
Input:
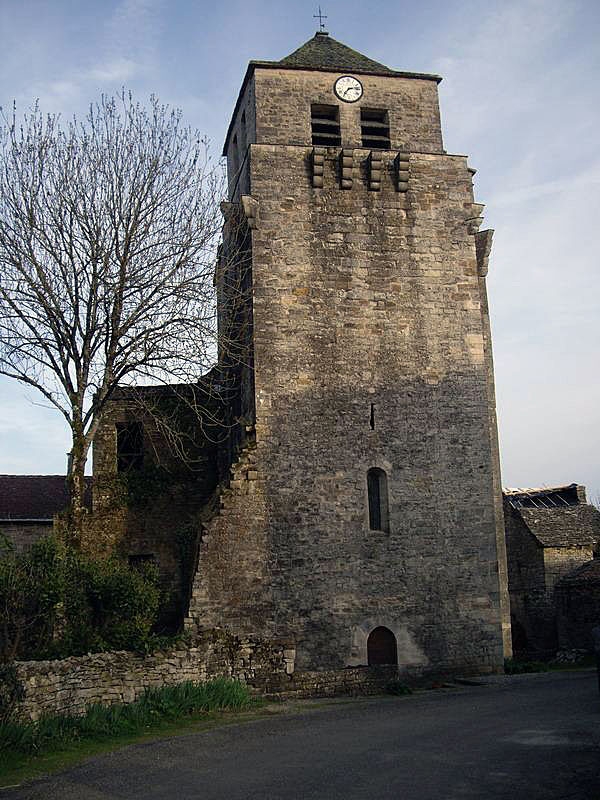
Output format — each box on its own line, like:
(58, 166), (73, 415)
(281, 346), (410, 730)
(87, 58), (139, 83)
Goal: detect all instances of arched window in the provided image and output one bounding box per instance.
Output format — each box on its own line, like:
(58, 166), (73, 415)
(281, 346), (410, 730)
(367, 626), (397, 666)
(367, 467), (389, 532)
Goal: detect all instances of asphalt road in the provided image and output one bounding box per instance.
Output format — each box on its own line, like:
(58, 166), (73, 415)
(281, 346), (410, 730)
(3, 671), (600, 800)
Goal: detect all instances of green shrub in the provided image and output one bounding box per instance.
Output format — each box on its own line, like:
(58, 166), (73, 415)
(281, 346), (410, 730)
(0, 535), (162, 661)
(0, 535), (65, 662)
(53, 554), (161, 658)
(504, 658), (549, 675)
(385, 678), (412, 696)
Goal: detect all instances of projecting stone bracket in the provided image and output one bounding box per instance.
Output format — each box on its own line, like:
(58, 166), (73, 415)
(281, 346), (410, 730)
(311, 147), (325, 188)
(368, 150), (383, 191)
(309, 148), (411, 192)
(340, 148), (354, 189)
(394, 152), (410, 192)
(466, 202), (485, 234)
(241, 195), (260, 229)
(475, 228), (494, 276)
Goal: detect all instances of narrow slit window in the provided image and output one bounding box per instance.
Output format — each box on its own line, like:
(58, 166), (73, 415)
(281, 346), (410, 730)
(370, 403), (375, 430)
(311, 104), (341, 147)
(116, 421), (144, 472)
(367, 467), (389, 532)
(361, 108), (390, 149)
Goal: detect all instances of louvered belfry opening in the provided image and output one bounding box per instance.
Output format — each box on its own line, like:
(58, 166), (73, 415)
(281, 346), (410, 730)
(361, 108), (391, 149)
(311, 104), (341, 147)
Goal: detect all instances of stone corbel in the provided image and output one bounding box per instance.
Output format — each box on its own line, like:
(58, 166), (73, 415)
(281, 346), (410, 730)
(368, 151), (383, 191)
(394, 152), (410, 192)
(241, 195), (260, 230)
(466, 202), (485, 234)
(340, 148), (353, 190)
(312, 147), (325, 188)
(475, 229), (494, 277)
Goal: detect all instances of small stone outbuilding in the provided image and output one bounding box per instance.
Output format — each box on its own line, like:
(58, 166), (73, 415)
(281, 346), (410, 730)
(504, 484), (600, 657)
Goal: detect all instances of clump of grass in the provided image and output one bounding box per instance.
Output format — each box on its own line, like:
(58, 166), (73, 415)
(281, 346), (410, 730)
(0, 678), (255, 758)
(504, 658), (549, 675)
(385, 678), (412, 696)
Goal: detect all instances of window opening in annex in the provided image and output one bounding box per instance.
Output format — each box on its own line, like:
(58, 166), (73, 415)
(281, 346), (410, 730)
(367, 467), (389, 532)
(116, 421), (144, 473)
(367, 626), (397, 665)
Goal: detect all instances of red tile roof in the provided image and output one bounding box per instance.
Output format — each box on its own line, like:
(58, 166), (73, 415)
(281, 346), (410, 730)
(0, 475), (92, 520)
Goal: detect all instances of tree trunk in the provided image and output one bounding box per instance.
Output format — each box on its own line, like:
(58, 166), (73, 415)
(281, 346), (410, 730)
(67, 434), (88, 549)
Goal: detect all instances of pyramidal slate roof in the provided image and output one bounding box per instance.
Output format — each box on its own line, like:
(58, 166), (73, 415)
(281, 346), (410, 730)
(279, 32), (394, 74)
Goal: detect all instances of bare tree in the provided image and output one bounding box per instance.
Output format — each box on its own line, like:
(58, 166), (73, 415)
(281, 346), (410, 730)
(0, 93), (226, 542)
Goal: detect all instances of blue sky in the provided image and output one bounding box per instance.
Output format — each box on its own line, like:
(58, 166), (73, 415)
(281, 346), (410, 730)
(1, 0), (599, 498)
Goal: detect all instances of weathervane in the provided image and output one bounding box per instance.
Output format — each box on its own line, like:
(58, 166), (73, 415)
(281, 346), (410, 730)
(313, 6), (328, 32)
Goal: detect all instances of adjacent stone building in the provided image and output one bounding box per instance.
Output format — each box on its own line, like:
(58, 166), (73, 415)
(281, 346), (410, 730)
(89, 379), (226, 627)
(503, 484), (600, 656)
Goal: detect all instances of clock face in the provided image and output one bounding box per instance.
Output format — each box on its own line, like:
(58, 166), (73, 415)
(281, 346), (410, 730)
(334, 75), (363, 103)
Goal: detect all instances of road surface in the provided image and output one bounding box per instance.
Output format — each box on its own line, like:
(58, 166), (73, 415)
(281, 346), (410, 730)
(3, 670), (599, 800)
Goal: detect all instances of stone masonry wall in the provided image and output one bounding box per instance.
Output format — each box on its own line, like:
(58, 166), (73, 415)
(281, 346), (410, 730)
(90, 388), (222, 626)
(544, 546), (594, 591)
(0, 521), (53, 553)
(191, 62), (509, 676)
(555, 560), (600, 651)
(504, 504), (548, 654)
(15, 632), (291, 721)
(15, 636), (405, 722)
(253, 68), (443, 153)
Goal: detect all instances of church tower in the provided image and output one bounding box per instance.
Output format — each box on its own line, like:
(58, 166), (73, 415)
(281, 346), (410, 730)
(188, 32), (512, 674)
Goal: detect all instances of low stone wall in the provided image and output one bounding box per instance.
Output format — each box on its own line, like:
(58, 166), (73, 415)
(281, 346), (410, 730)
(257, 665), (399, 699)
(15, 633), (406, 721)
(15, 632), (291, 721)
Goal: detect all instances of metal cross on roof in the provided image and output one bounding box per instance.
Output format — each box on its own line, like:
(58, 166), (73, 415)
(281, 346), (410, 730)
(313, 6), (328, 32)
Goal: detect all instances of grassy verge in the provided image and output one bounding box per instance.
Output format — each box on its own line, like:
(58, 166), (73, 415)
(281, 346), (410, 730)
(504, 655), (597, 674)
(0, 678), (262, 788)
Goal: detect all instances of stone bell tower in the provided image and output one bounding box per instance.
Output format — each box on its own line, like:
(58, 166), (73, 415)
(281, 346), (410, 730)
(188, 31), (512, 674)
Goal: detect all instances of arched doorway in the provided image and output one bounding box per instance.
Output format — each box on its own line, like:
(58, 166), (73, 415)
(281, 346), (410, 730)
(367, 626), (397, 665)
